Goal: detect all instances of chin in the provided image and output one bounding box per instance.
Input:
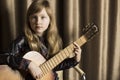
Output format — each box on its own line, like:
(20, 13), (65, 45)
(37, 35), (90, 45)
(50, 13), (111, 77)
(36, 30), (43, 34)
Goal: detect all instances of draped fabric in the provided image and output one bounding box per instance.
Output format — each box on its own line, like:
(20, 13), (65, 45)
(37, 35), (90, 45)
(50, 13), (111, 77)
(0, 0), (120, 80)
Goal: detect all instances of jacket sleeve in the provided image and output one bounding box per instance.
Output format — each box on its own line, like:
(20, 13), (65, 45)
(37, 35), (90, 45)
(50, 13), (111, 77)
(53, 57), (79, 71)
(0, 52), (9, 64)
(7, 36), (31, 71)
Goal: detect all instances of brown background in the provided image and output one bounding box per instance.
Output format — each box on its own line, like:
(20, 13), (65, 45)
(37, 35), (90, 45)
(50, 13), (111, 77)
(0, 0), (120, 80)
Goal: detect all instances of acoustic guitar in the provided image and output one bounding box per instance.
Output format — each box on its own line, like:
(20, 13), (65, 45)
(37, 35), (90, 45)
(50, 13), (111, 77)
(0, 23), (98, 80)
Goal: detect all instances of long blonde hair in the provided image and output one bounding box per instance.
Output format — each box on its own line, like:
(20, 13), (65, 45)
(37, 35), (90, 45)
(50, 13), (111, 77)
(24, 0), (62, 55)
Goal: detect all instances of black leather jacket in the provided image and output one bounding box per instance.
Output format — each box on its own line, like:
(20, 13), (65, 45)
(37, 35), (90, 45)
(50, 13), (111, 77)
(0, 34), (78, 80)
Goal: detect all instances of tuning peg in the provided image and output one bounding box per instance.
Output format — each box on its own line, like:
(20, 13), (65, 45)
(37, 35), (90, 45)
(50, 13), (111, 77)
(82, 23), (94, 34)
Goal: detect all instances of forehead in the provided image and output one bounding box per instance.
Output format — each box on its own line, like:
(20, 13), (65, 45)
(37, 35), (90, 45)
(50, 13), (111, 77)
(31, 8), (48, 16)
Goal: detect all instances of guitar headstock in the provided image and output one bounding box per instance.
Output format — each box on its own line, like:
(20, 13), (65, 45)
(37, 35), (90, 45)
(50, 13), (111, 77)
(82, 23), (99, 40)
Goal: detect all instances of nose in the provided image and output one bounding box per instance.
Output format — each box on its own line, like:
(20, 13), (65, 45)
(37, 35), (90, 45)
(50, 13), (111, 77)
(36, 17), (42, 25)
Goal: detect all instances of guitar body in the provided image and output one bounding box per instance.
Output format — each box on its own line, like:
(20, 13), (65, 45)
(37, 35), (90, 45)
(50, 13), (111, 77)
(0, 51), (55, 80)
(23, 51), (55, 80)
(0, 65), (24, 80)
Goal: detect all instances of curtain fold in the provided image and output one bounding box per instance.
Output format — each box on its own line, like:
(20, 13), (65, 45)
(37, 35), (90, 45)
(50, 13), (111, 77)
(0, 0), (120, 80)
(99, 0), (109, 80)
(111, 0), (120, 80)
(63, 0), (80, 80)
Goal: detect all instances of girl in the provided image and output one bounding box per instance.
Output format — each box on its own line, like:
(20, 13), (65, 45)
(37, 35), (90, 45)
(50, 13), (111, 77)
(0, 0), (81, 80)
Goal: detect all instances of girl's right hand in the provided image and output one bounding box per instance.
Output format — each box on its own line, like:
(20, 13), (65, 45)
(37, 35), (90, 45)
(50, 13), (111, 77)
(28, 61), (42, 79)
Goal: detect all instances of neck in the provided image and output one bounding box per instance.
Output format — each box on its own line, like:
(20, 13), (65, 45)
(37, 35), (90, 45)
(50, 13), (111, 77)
(37, 33), (43, 37)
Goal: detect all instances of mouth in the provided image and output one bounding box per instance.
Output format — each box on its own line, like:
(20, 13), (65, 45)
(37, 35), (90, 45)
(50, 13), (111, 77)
(36, 26), (43, 28)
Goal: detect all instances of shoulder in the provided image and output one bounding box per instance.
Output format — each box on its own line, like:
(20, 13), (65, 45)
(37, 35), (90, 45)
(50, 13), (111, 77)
(8, 33), (30, 53)
(11, 34), (27, 46)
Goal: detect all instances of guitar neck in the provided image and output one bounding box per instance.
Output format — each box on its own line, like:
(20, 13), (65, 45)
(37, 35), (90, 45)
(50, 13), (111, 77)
(39, 35), (87, 75)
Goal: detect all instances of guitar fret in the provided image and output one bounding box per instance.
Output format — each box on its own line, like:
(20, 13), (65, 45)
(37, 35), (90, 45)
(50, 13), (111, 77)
(66, 46), (72, 55)
(45, 61), (52, 71)
(67, 45), (73, 54)
(54, 55), (58, 65)
(40, 65), (44, 72)
(63, 49), (69, 57)
(55, 54), (61, 64)
(79, 36), (87, 46)
(78, 39), (82, 46)
(68, 44), (74, 51)
(76, 38), (82, 46)
(52, 56), (58, 67)
(55, 51), (66, 65)
(57, 54), (63, 64)
(49, 60), (54, 69)
(46, 55), (61, 71)
(40, 65), (47, 76)
(43, 62), (50, 73)
(50, 57), (56, 68)
(60, 51), (65, 59)
(41, 64), (48, 74)
(59, 51), (66, 60)
(59, 53), (63, 62)
(57, 52), (65, 62)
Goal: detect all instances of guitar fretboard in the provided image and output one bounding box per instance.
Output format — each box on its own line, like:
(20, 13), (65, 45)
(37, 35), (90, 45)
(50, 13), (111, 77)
(39, 35), (87, 76)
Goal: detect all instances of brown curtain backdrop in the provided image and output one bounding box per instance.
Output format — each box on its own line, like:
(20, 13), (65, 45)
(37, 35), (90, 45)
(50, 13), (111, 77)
(0, 0), (119, 80)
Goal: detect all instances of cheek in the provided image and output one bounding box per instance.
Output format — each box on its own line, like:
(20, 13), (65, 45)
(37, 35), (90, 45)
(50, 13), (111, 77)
(29, 21), (35, 30)
(46, 22), (50, 28)
(45, 20), (50, 27)
(29, 19), (35, 26)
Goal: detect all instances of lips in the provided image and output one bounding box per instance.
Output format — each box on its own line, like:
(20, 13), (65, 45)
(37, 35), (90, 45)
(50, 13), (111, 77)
(36, 26), (43, 28)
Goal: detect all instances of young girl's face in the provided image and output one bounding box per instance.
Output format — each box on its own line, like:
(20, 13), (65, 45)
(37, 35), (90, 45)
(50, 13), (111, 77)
(29, 8), (50, 36)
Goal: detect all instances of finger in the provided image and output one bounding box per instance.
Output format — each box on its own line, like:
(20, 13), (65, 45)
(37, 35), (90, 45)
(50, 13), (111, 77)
(73, 42), (80, 48)
(33, 74), (37, 79)
(74, 50), (81, 54)
(36, 72), (42, 79)
(74, 47), (81, 52)
(36, 75), (41, 79)
(74, 51), (78, 55)
(35, 75), (38, 79)
(74, 48), (82, 56)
